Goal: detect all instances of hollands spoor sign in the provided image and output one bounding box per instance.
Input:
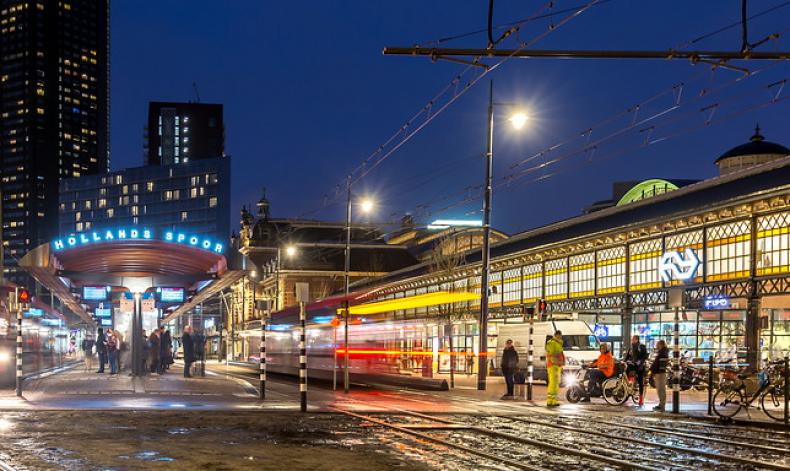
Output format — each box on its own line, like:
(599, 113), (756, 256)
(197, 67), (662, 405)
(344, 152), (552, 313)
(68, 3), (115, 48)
(51, 227), (224, 254)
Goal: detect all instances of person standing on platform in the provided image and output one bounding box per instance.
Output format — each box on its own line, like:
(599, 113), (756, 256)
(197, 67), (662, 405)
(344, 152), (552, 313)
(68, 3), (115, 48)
(96, 328), (107, 373)
(649, 340), (670, 412)
(160, 328), (173, 372)
(182, 326), (195, 378)
(500, 339), (519, 399)
(546, 330), (565, 407)
(149, 329), (161, 374)
(107, 329), (119, 375)
(81, 335), (95, 372)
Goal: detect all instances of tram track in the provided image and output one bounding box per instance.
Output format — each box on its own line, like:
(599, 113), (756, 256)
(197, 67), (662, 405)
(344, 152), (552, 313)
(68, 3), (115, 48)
(333, 407), (652, 470)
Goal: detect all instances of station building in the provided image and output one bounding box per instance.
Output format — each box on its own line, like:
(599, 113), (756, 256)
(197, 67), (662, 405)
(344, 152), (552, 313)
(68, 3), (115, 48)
(350, 128), (790, 372)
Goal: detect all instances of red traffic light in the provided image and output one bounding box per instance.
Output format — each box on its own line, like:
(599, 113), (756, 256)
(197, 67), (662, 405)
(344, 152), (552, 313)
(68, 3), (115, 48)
(537, 299), (547, 314)
(18, 289), (30, 304)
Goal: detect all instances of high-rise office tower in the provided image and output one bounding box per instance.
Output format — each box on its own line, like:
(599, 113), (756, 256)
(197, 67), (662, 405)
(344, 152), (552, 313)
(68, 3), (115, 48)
(145, 102), (224, 166)
(0, 0), (110, 282)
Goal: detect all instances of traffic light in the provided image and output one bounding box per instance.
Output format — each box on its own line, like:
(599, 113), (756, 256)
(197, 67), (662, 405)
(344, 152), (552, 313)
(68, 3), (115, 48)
(537, 299), (547, 314)
(17, 288), (30, 305)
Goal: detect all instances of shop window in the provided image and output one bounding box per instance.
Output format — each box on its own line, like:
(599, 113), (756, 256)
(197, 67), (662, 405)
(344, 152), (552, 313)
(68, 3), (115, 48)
(706, 220), (751, 281)
(756, 211), (790, 276)
(761, 309), (790, 359)
(596, 246), (626, 294)
(629, 238), (662, 291)
(544, 258), (568, 300)
(501, 267), (521, 306)
(569, 252), (595, 298)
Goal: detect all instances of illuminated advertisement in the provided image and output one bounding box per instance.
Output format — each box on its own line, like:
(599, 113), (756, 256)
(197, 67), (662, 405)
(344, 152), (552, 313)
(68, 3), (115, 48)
(159, 287), (185, 303)
(51, 227), (224, 254)
(94, 308), (112, 318)
(83, 286), (110, 301)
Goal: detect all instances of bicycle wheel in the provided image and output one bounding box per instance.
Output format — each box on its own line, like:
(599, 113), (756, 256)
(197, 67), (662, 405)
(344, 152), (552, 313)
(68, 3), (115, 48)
(602, 378), (628, 405)
(760, 386), (786, 421)
(712, 387), (743, 418)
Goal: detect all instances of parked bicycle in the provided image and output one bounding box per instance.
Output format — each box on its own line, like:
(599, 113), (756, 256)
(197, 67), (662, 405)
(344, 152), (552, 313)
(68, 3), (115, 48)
(602, 361), (642, 405)
(712, 359), (786, 421)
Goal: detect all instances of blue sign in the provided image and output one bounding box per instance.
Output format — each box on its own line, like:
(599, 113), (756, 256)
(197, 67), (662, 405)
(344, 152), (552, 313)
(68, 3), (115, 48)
(52, 227), (224, 254)
(158, 287), (184, 303)
(94, 308), (112, 318)
(83, 285), (111, 301)
(24, 308), (44, 318)
(593, 324), (610, 338)
(704, 295), (730, 309)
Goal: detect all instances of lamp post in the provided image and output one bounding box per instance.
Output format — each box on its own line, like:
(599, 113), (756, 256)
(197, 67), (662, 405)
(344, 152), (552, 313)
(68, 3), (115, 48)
(478, 79), (528, 391)
(342, 175), (374, 393)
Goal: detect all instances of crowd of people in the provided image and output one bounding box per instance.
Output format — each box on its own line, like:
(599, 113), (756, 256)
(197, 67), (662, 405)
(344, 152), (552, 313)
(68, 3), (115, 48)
(500, 332), (672, 411)
(79, 326), (199, 378)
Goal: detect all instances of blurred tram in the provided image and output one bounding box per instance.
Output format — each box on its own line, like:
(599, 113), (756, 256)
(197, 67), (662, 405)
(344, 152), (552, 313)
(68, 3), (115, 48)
(237, 294), (450, 390)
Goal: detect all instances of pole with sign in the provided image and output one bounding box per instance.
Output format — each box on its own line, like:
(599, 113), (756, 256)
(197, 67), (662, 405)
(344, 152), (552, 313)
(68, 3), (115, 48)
(15, 288), (26, 396)
(296, 283), (309, 412)
(668, 288), (683, 414)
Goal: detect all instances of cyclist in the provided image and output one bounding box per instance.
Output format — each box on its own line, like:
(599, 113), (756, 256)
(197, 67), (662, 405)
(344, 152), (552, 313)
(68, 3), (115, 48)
(623, 335), (648, 406)
(582, 342), (614, 402)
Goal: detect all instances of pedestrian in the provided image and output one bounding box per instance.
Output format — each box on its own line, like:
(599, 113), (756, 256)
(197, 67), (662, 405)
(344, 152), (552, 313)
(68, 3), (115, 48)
(141, 330), (149, 373)
(107, 329), (119, 375)
(81, 335), (95, 372)
(148, 329), (161, 374)
(96, 328), (107, 373)
(546, 330), (565, 407)
(649, 339), (669, 412)
(500, 339), (519, 399)
(182, 325), (195, 378)
(624, 334), (649, 406)
(160, 328), (173, 372)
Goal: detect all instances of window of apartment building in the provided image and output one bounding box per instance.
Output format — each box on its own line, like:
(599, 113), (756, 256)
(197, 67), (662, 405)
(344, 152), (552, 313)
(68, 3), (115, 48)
(181, 211), (188, 221)
(190, 187), (198, 198)
(97, 198), (106, 208)
(84, 200), (92, 210)
(146, 181), (154, 192)
(107, 208), (114, 218)
(75, 211), (81, 222)
(132, 183), (139, 193)
(114, 175), (122, 185)
(75, 222), (83, 232)
(122, 185), (128, 195)
(131, 206), (139, 216)
(190, 176), (199, 187)
(209, 196), (217, 208)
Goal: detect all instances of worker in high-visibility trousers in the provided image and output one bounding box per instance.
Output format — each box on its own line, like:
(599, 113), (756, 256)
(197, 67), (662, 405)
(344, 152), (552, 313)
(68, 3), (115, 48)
(546, 330), (565, 407)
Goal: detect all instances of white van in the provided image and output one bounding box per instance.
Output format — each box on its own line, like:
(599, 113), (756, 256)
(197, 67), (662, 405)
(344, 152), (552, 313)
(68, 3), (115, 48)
(495, 319), (602, 382)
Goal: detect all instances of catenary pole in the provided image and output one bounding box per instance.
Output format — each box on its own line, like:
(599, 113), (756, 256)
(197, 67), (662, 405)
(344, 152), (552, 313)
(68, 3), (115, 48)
(260, 304), (267, 400)
(672, 306), (681, 413)
(527, 306), (534, 400)
(299, 301), (307, 412)
(343, 174), (352, 393)
(477, 79), (494, 391)
(15, 288), (22, 397)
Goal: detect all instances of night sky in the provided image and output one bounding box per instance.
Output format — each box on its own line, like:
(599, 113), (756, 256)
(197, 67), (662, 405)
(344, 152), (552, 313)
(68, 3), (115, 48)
(111, 1), (790, 237)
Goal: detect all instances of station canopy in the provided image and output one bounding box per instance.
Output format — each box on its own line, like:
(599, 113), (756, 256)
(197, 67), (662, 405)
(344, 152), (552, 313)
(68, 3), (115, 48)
(20, 227), (243, 327)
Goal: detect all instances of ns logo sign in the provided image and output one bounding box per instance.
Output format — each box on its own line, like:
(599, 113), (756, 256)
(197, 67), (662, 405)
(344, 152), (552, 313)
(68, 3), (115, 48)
(658, 248), (700, 282)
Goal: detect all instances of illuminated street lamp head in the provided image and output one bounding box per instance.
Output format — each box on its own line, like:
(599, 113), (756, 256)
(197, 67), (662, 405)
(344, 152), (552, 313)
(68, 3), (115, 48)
(509, 112), (529, 130)
(285, 245), (297, 257)
(359, 198), (374, 214)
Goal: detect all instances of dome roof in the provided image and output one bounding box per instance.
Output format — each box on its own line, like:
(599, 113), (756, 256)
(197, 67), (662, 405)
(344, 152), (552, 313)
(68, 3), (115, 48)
(716, 126), (790, 163)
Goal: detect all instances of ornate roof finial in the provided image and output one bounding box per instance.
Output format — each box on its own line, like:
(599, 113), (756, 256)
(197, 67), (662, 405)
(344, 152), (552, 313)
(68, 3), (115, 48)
(751, 123), (764, 142)
(257, 187), (271, 219)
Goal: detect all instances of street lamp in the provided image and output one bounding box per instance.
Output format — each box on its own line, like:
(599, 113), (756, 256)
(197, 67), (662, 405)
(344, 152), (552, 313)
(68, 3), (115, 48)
(478, 80), (528, 391)
(342, 175), (375, 393)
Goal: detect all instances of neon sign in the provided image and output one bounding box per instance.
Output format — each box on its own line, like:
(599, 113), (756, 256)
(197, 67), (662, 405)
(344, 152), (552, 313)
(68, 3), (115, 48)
(703, 295), (730, 309)
(51, 227), (224, 254)
(658, 248), (699, 282)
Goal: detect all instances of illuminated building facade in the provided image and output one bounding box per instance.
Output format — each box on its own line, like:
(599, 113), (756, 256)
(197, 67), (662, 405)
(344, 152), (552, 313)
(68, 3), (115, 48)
(144, 102), (224, 166)
(0, 0), (110, 282)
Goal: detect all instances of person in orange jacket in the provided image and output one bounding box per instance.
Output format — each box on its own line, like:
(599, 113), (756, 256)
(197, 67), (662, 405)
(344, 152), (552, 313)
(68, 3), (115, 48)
(582, 342), (614, 402)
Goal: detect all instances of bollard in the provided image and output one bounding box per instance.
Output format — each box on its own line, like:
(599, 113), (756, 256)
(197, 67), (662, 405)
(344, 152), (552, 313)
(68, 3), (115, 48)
(527, 311), (534, 401)
(15, 293), (22, 397)
(784, 356), (788, 426)
(672, 307), (680, 414)
(299, 301), (307, 412)
(259, 311), (266, 400)
(707, 355), (714, 416)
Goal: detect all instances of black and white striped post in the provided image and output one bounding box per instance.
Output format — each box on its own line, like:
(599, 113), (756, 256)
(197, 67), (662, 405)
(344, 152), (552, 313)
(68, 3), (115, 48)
(15, 288), (23, 397)
(672, 306), (680, 413)
(526, 306), (534, 401)
(259, 302), (267, 400)
(299, 301), (307, 412)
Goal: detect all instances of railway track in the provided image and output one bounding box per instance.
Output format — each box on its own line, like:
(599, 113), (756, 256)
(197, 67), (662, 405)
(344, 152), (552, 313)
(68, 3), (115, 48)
(334, 406), (788, 470)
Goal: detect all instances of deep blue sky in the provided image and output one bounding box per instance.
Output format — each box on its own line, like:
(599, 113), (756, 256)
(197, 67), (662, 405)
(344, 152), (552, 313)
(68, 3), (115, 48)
(111, 1), (790, 236)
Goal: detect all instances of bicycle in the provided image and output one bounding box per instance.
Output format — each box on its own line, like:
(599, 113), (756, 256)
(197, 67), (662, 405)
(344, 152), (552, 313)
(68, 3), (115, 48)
(712, 360), (786, 421)
(602, 361), (642, 406)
